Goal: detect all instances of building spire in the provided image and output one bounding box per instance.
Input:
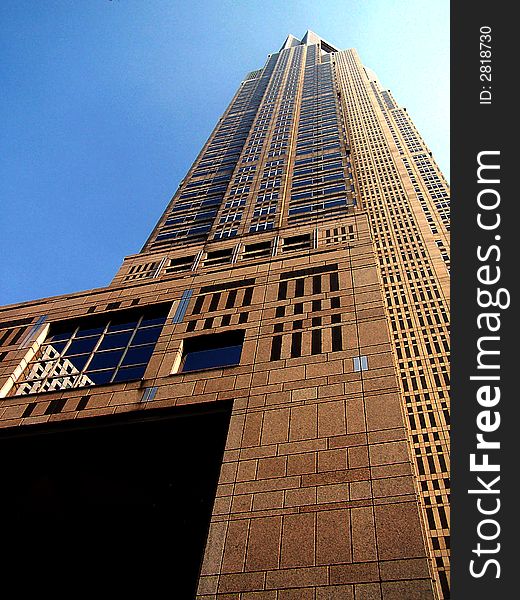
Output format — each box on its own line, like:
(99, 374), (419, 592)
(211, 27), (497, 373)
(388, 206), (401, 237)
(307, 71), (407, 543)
(280, 30), (340, 53)
(280, 34), (301, 50)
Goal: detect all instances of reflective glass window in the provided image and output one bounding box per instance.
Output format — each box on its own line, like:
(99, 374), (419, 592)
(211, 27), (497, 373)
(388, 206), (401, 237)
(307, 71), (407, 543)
(12, 304), (170, 396)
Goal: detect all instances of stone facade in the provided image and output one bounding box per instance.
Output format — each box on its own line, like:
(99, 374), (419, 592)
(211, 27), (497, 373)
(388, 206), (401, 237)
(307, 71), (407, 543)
(0, 31), (449, 599)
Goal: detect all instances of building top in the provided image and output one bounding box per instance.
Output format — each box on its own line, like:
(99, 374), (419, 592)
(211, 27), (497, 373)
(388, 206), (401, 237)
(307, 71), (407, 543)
(280, 30), (340, 53)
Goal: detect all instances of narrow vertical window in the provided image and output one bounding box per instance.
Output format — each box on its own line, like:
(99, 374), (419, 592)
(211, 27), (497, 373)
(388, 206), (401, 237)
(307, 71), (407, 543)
(295, 278), (305, 297)
(290, 332), (302, 358)
(209, 293), (221, 312)
(225, 289), (238, 309)
(192, 295), (205, 315)
(312, 275), (322, 295)
(331, 326), (343, 352)
(270, 336), (282, 361)
(242, 287), (254, 306)
(311, 329), (322, 355)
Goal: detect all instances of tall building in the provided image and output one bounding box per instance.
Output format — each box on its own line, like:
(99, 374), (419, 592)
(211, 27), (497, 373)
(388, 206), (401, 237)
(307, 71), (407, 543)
(0, 32), (450, 599)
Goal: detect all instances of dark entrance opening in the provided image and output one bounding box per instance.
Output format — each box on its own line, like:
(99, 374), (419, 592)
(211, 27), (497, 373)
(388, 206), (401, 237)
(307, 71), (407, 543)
(1, 401), (232, 598)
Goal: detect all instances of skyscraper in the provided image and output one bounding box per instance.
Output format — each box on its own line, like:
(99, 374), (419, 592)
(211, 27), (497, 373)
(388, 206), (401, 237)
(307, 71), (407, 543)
(0, 31), (449, 599)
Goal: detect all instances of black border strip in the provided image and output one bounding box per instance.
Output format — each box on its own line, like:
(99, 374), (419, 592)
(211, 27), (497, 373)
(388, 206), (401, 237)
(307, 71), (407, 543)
(451, 4), (514, 597)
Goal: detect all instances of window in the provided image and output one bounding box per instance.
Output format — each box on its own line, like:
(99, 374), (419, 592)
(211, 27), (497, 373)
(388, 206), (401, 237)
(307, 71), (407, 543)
(12, 305), (169, 395)
(124, 261), (160, 282)
(249, 221), (274, 233)
(253, 205), (277, 219)
(213, 229), (238, 240)
(203, 248), (234, 267)
(179, 331), (245, 373)
(243, 241), (272, 260)
(164, 255), (195, 274)
(282, 234), (312, 252)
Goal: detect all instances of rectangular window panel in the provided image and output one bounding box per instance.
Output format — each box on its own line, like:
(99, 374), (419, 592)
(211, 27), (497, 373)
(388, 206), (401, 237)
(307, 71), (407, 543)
(270, 336), (282, 361)
(181, 331), (245, 373)
(331, 326), (343, 352)
(277, 282), (288, 301)
(225, 289), (237, 309)
(313, 276), (322, 295)
(291, 332), (302, 358)
(242, 287), (254, 306)
(295, 279), (305, 297)
(209, 293), (221, 312)
(98, 331), (133, 350)
(330, 272), (340, 292)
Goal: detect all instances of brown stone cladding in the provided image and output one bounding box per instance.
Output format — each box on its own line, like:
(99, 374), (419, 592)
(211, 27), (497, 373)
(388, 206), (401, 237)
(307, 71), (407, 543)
(0, 214), (434, 598)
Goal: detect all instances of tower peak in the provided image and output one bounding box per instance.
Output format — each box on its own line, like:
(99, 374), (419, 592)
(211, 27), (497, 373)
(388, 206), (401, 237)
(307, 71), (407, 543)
(281, 30), (339, 53)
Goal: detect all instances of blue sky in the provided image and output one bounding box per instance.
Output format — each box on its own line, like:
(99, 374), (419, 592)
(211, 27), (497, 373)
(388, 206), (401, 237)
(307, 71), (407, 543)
(1, 0), (449, 306)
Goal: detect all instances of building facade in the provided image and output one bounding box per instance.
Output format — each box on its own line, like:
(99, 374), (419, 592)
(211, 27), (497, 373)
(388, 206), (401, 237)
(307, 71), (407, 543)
(0, 32), (450, 599)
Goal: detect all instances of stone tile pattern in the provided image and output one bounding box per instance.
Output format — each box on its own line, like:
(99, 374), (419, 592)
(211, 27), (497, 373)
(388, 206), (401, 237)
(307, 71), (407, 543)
(0, 228), (434, 599)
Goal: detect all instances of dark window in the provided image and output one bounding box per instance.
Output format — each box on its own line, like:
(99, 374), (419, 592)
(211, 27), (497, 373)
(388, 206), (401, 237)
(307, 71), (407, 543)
(295, 278), (305, 297)
(291, 332), (302, 358)
(88, 349), (125, 371)
(243, 240), (272, 260)
(77, 395), (90, 410)
(282, 234), (312, 252)
(209, 293), (221, 312)
(98, 331), (133, 350)
(277, 281), (288, 301)
(331, 326), (343, 352)
(225, 290), (237, 309)
(181, 331), (245, 372)
(165, 255), (195, 274)
(13, 305), (169, 396)
(113, 365), (147, 382)
(192, 296), (205, 315)
(204, 248), (234, 267)
(270, 336), (282, 361)
(312, 276), (322, 295)
(242, 287), (254, 306)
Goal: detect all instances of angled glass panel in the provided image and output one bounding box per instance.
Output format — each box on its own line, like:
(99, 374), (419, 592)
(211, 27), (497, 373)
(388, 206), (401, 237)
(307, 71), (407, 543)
(98, 331), (133, 350)
(131, 326), (163, 346)
(64, 337), (99, 356)
(85, 370), (114, 385)
(60, 354), (91, 372)
(121, 345), (155, 366)
(75, 324), (105, 338)
(112, 365), (146, 382)
(87, 349), (125, 371)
